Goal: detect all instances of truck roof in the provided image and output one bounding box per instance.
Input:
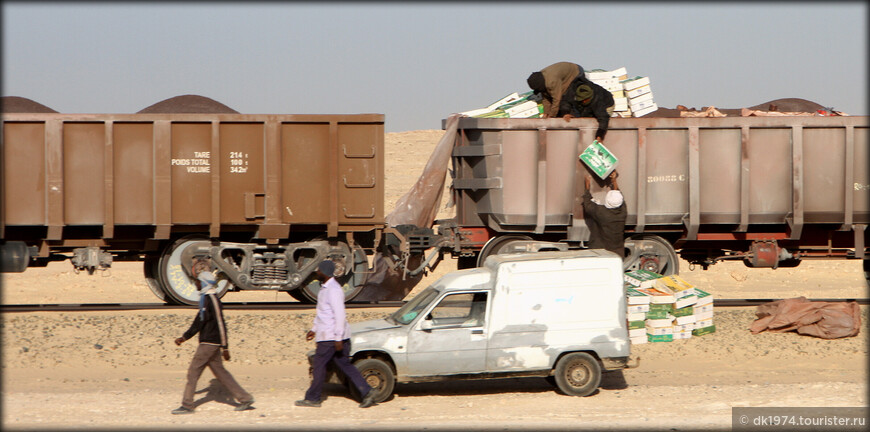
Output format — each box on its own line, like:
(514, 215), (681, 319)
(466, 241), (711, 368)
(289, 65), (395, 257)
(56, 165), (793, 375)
(483, 249), (621, 269)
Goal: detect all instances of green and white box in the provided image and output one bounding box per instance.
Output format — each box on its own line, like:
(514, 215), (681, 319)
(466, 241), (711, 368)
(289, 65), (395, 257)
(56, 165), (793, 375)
(647, 334), (673, 343)
(579, 140), (619, 180)
(646, 315), (675, 327)
(627, 312), (647, 322)
(674, 294), (698, 309)
(673, 306), (694, 317)
(694, 317), (714, 329)
(629, 328), (647, 338)
(624, 269), (663, 289)
(674, 330), (693, 340)
(694, 304), (713, 314)
(646, 324), (673, 336)
(628, 304), (650, 314)
(672, 322), (695, 333)
(673, 315), (696, 326)
(692, 325), (716, 336)
(628, 320), (646, 330)
(630, 335), (648, 345)
(694, 288), (713, 307)
(626, 287), (653, 305)
(695, 310), (714, 321)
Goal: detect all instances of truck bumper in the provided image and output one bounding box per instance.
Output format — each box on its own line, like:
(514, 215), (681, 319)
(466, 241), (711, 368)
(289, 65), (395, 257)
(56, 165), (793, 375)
(601, 355), (640, 370)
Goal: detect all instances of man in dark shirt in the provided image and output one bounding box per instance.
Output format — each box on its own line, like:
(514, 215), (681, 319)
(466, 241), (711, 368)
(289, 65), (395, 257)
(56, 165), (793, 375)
(171, 257), (254, 414)
(563, 81), (615, 143)
(527, 62), (585, 119)
(582, 171), (627, 257)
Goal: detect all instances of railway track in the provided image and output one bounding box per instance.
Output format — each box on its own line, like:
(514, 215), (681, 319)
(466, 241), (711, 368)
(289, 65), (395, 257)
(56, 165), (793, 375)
(0, 301), (405, 313)
(0, 299), (866, 313)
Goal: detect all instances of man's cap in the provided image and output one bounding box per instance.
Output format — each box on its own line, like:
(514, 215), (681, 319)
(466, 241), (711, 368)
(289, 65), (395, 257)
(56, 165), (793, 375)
(605, 190), (624, 209)
(575, 84), (594, 102)
(318, 260), (336, 276)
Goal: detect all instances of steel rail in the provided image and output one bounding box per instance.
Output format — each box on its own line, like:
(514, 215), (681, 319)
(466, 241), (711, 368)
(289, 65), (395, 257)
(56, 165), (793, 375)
(1, 299), (867, 313)
(0, 301), (406, 313)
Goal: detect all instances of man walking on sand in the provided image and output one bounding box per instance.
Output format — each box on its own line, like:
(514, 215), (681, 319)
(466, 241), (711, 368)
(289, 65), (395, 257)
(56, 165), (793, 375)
(171, 257), (254, 415)
(296, 259), (377, 408)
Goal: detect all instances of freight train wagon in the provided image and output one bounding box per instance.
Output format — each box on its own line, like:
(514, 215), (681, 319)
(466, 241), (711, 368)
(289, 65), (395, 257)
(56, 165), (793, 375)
(439, 115), (869, 278)
(0, 112), (404, 305)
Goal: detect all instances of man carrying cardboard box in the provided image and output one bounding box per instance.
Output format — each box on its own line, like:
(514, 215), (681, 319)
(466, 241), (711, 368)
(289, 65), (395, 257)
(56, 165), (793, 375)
(583, 170), (627, 257)
(562, 80), (615, 143)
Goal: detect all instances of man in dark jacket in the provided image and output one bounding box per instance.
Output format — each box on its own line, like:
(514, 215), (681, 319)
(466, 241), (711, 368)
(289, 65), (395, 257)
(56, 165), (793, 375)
(582, 171), (627, 257)
(563, 81), (615, 143)
(527, 62), (585, 119)
(171, 257), (254, 414)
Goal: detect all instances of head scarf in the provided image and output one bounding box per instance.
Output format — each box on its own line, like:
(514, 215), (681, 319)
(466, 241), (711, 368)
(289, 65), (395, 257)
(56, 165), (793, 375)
(604, 190), (624, 209)
(527, 72), (546, 93)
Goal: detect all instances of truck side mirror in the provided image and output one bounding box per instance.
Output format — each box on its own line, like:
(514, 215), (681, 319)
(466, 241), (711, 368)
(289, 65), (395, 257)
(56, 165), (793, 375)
(420, 319), (433, 331)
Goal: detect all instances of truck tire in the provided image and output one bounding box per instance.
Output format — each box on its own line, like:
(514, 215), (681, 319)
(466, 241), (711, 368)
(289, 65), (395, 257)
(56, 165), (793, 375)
(352, 358), (395, 403)
(553, 352), (601, 397)
(156, 236), (230, 305)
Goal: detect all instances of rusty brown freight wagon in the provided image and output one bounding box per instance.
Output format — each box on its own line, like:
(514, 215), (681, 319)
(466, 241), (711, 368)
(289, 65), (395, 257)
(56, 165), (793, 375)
(1, 112), (397, 304)
(440, 116), (869, 279)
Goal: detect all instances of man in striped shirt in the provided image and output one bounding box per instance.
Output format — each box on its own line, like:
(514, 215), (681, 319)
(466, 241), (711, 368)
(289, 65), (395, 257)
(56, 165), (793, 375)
(171, 257), (255, 414)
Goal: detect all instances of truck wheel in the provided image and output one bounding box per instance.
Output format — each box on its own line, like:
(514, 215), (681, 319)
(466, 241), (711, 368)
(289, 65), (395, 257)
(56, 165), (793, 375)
(553, 352), (601, 397)
(477, 235), (532, 267)
(156, 236), (230, 305)
(293, 245), (368, 303)
(352, 358), (395, 403)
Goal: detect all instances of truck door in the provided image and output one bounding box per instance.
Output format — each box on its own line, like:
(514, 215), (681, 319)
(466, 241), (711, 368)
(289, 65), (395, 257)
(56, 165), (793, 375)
(406, 291), (489, 376)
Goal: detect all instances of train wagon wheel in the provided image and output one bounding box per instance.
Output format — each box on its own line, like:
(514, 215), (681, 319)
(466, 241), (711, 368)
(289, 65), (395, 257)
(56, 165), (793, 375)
(143, 256), (166, 302)
(291, 245), (368, 303)
(624, 234), (679, 276)
(476, 235), (533, 267)
(155, 236), (231, 306)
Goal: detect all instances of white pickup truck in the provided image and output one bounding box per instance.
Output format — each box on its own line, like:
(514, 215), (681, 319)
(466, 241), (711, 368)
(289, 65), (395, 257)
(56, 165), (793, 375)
(318, 250), (635, 402)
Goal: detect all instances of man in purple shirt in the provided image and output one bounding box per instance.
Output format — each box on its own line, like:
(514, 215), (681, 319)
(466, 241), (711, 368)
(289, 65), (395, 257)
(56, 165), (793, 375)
(296, 260), (377, 408)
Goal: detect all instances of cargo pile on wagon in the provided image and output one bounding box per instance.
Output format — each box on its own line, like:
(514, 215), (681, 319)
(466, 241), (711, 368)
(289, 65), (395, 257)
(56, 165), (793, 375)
(584, 66), (658, 118)
(624, 270), (715, 344)
(459, 92), (543, 119)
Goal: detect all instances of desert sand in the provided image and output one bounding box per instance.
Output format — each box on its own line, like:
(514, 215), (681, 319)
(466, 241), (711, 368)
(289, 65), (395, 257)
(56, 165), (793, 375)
(2, 129), (868, 430)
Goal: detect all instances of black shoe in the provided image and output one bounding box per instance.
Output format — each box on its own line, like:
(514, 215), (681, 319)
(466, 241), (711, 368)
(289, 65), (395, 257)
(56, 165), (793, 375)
(295, 399), (321, 407)
(171, 406), (194, 415)
(234, 398), (255, 411)
(359, 389), (377, 408)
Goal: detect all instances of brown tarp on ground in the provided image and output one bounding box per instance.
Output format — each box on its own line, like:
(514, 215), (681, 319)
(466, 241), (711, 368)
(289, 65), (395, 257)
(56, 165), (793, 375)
(750, 297), (862, 339)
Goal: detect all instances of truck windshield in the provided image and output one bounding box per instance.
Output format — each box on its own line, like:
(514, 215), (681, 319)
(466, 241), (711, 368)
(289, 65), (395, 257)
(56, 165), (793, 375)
(391, 287), (440, 325)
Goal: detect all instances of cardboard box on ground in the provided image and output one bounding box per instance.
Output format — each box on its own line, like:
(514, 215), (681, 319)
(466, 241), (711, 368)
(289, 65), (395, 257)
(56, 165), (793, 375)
(624, 271), (717, 344)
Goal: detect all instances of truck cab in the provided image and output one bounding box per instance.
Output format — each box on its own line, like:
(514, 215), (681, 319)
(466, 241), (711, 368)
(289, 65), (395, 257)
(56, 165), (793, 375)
(326, 249), (633, 402)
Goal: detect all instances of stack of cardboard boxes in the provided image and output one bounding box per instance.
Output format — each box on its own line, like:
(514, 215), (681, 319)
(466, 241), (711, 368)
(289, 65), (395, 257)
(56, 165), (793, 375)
(459, 92), (543, 119)
(585, 67), (659, 118)
(624, 269), (715, 344)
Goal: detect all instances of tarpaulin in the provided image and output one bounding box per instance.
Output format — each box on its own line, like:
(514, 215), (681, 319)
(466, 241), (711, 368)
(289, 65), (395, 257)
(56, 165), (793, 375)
(385, 113), (460, 229)
(749, 297), (862, 339)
